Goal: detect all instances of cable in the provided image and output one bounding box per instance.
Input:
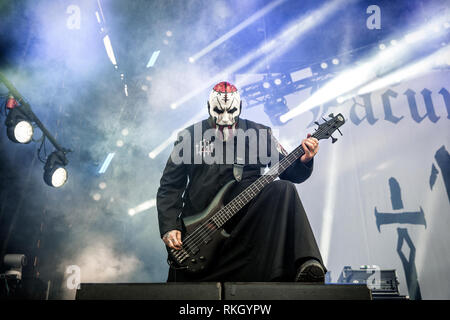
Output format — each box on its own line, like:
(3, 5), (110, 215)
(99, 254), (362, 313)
(37, 136), (48, 164)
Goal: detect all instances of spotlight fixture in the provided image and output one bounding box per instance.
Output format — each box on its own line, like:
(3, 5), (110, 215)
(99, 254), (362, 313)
(320, 62), (328, 69)
(1, 72), (72, 188)
(5, 105), (34, 144)
(44, 150), (69, 188)
(274, 78), (282, 85)
(332, 58), (340, 65)
(262, 81), (271, 89)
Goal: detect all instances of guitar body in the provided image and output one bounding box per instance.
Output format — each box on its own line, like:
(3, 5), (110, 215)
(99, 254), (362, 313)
(165, 113), (345, 275)
(167, 180), (236, 274)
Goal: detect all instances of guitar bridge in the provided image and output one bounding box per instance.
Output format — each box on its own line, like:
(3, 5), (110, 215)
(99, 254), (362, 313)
(171, 248), (190, 264)
(191, 246), (199, 255)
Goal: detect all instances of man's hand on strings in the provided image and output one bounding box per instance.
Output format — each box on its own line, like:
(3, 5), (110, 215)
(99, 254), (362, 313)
(300, 134), (319, 163)
(162, 230), (183, 250)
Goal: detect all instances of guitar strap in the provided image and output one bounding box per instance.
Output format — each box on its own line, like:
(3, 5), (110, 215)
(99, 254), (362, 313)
(232, 118), (247, 182)
(233, 163), (244, 182)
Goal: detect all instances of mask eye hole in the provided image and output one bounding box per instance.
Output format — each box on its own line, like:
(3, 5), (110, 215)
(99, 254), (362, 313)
(213, 106), (224, 114)
(228, 107), (237, 113)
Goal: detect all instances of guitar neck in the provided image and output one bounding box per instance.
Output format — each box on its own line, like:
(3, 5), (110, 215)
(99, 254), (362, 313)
(211, 143), (307, 228)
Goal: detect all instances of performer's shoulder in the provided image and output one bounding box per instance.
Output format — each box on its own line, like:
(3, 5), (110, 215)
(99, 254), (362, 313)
(241, 118), (271, 131)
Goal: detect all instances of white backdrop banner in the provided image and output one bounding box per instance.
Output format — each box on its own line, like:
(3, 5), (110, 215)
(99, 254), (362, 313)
(241, 69), (450, 299)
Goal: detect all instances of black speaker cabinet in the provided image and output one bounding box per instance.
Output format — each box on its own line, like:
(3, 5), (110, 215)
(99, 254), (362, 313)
(76, 282), (222, 300)
(75, 282), (372, 300)
(223, 283), (372, 300)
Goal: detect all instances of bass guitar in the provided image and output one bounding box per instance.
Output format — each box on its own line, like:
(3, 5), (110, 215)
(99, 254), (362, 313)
(167, 113), (345, 273)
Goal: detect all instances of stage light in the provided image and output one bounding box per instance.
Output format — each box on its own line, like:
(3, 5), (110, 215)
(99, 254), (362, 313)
(43, 151), (68, 188)
(116, 140), (124, 147)
(95, 11), (101, 24)
(358, 45), (450, 95)
(8, 120), (33, 144)
(128, 199), (156, 216)
(146, 50), (160, 68)
(166, 30), (173, 37)
(103, 35), (117, 66)
(332, 58), (340, 65)
(405, 30), (426, 44)
(262, 81), (271, 89)
(274, 78), (282, 85)
(5, 107), (34, 144)
(171, 0), (348, 110)
(320, 62), (328, 69)
(379, 43), (386, 50)
(3, 254), (27, 280)
(279, 15), (449, 123)
(98, 153), (115, 175)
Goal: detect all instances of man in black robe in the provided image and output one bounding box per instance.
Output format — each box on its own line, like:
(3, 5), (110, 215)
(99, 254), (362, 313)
(157, 82), (326, 282)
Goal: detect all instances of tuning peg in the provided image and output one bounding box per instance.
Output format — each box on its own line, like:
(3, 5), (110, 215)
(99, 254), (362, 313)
(331, 136), (338, 144)
(337, 128), (343, 136)
(328, 113), (334, 118)
(314, 121), (320, 126)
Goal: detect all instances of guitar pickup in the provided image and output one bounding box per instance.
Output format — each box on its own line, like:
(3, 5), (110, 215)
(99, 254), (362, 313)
(203, 236), (212, 244)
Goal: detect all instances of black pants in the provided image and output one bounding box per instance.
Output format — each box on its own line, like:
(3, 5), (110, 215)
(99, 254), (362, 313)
(168, 179), (325, 282)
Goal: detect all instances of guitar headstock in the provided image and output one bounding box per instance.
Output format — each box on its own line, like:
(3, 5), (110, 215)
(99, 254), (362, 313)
(312, 113), (346, 143)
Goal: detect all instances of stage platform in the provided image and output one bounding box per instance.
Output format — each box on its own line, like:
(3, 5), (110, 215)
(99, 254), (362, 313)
(75, 282), (372, 300)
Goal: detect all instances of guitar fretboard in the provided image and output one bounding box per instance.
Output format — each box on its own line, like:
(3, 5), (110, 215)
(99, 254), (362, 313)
(210, 143), (307, 228)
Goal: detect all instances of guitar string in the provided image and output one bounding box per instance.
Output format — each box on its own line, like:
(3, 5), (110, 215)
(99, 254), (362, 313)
(171, 149), (305, 261)
(170, 122), (332, 261)
(177, 123), (332, 252)
(170, 123), (330, 261)
(172, 148), (307, 261)
(172, 149), (302, 260)
(171, 123), (332, 261)
(170, 153), (297, 262)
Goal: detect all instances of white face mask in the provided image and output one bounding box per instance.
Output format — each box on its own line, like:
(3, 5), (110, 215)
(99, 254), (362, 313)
(208, 82), (241, 127)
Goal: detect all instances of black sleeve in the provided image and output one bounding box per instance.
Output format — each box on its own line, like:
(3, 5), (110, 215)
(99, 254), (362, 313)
(268, 128), (314, 184)
(156, 134), (188, 238)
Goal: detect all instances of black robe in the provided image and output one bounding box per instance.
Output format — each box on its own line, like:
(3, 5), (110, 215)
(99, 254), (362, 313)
(157, 117), (325, 282)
